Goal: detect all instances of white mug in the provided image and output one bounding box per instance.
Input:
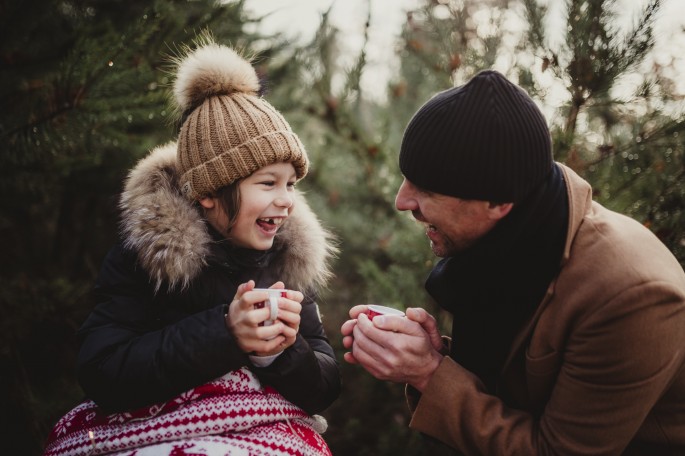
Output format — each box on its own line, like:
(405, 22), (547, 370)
(365, 304), (405, 320)
(253, 288), (288, 326)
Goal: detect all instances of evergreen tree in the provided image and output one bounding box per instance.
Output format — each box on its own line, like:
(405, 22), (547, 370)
(0, 1), (261, 453)
(521, 0), (685, 264)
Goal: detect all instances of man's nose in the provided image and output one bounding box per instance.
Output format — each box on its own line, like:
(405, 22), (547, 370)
(395, 180), (415, 211)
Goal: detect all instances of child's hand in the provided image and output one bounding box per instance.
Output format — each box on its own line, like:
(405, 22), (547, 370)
(225, 281), (302, 356)
(270, 282), (304, 350)
(227, 280), (282, 355)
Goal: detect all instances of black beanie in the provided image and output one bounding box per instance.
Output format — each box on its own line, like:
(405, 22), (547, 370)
(399, 70), (553, 203)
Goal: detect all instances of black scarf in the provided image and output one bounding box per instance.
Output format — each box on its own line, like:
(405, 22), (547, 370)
(425, 164), (569, 392)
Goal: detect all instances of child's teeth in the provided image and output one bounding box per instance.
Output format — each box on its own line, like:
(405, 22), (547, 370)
(259, 218), (283, 225)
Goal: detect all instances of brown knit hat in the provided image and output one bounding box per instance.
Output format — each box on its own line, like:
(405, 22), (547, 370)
(172, 38), (309, 200)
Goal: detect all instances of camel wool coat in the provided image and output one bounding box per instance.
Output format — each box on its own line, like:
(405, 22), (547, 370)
(408, 164), (685, 455)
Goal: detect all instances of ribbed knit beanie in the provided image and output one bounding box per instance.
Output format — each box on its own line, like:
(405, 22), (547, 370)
(173, 37), (308, 200)
(399, 70), (552, 203)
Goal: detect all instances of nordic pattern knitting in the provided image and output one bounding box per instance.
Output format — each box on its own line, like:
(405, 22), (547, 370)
(43, 367), (330, 456)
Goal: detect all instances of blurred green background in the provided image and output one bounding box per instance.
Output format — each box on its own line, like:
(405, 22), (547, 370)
(1, 0), (684, 454)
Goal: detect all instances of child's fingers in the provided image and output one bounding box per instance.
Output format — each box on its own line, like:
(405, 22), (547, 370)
(278, 297), (302, 315)
(285, 289), (304, 303)
(234, 280), (255, 300)
(267, 282), (304, 304)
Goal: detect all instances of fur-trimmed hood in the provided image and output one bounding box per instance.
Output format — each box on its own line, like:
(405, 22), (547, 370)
(119, 142), (337, 292)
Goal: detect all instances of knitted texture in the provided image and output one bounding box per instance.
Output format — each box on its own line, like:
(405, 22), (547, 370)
(173, 39), (308, 200)
(399, 70), (553, 203)
(43, 367), (330, 456)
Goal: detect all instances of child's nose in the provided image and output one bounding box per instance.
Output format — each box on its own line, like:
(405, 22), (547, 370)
(274, 191), (294, 208)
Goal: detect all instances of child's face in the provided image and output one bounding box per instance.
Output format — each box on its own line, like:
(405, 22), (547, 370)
(230, 162), (297, 250)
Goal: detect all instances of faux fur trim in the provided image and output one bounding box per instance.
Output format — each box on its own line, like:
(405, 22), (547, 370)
(119, 142), (337, 292)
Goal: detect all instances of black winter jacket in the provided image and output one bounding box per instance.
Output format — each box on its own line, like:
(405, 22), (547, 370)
(76, 143), (340, 415)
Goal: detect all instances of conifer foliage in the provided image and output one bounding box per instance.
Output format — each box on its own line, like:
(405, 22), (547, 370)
(271, 0), (684, 453)
(522, 0), (685, 262)
(0, 0), (257, 453)
(1, 0), (683, 454)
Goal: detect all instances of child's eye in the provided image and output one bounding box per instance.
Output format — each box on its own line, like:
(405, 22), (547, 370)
(259, 181), (276, 187)
(287, 181), (296, 189)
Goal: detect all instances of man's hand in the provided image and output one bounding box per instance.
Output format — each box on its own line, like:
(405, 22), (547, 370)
(341, 305), (444, 392)
(405, 307), (446, 353)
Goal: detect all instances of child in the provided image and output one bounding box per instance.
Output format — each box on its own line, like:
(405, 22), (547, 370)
(44, 36), (340, 456)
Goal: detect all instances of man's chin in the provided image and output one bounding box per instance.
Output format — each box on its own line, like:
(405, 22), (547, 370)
(430, 240), (460, 258)
(429, 241), (448, 258)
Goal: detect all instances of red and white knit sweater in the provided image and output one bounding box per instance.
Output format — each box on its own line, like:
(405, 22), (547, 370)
(43, 367), (330, 456)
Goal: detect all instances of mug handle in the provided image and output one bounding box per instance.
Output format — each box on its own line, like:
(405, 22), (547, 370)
(265, 296), (279, 325)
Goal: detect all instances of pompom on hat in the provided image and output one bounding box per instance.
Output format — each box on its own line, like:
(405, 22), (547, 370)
(172, 35), (309, 200)
(399, 70), (553, 203)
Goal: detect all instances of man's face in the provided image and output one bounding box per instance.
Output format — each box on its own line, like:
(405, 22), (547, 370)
(394, 178), (503, 257)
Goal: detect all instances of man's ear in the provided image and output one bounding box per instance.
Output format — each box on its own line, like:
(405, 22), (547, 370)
(487, 202), (513, 220)
(198, 196), (216, 209)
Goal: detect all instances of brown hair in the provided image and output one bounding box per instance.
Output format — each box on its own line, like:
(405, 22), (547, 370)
(214, 181), (242, 236)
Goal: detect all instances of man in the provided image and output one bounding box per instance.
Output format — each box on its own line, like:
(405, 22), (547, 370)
(341, 70), (685, 455)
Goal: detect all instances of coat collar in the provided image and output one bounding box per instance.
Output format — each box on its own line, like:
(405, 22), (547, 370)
(559, 163), (593, 266)
(118, 142), (337, 292)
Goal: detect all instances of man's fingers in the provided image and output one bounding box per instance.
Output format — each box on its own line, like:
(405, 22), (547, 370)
(371, 312), (431, 342)
(406, 307), (444, 351)
(342, 334), (354, 350)
(406, 307), (435, 324)
(340, 319), (357, 337)
(371, 314), (410, 333)
(356, 313), (402, 348)
(353, 315), (396, 355)
(349, 333), (394, 380)
(343, 352), (359, 365)
(348, 304), (370, 319)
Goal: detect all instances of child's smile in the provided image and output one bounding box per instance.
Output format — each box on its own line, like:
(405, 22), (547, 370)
(233, 162), (297, 250)
(256, 216), (286, 236)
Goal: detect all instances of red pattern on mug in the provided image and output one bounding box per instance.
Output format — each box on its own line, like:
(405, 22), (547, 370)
(366, 304), (405, 320)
